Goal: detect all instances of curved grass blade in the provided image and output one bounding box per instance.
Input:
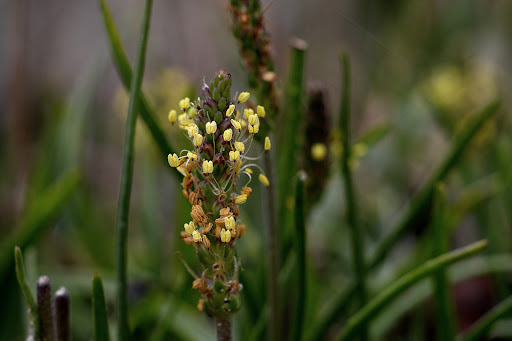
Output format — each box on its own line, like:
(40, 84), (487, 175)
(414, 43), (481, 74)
(335, 240), (488, 341)
(99, 0), (180, 180)
(92, 274), (111, 341)
(14, 246), (39, 339)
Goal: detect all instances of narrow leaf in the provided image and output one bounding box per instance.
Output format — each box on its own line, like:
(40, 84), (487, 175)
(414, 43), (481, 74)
(92, 274), (111, 341)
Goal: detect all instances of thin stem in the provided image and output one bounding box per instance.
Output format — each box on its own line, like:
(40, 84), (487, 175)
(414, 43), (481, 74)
(263, 150), (281, 341)
(92, 274), (111, 341)
(114, 1), (153, 339)
(14, 246), (39, 339)
(431, 184), (456, 341)
(339, 53), (368, 341)
(37, 276), (54, 341)
(335, 240), (488, 341)
(215, 316), (232, 341)
(54, 287), (71, 341)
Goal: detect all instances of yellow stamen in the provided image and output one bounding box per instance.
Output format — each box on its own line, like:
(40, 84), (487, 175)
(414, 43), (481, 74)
(229, 150), (240, 161)
(235, 194), (247, 204)
(257, 105), (266, 118)
(265, 136), (271, 151)
(192, 230), (201, 242)
(234, 141), (245, 153)
(179, 97), (190, 110)
(187, 151), (198, 160)
(231, 119), (241, 130)
(205, 121), (217, 134)
(259, 173), (270, 186)
(226, 104), (236, 117)
(225, 216), (236, 230)
(203, 160), (214, 174)
(168, 110), (177, 124)
(168, 153), (179, 167)
(238, 92), (250, 103)
(223, 129), (233, 142)
(193, 134), (203, 147)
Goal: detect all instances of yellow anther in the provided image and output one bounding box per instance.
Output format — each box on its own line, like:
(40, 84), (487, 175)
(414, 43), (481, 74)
(245, 168), (253, 174)
(226, 104), (235, 117)
(223, 129), (233, 142)
(187, 151), (198, 160)
(168, 110), (177, 124)
(203, 160), (214, 174)
(257, 105), (266, 118)
(202, 234), (210, 248)
(238, 92), (250, 103)
(311, 143), (328, 161)
(186, 125), (198, 137)
(241, 120), (247, 129)
(265, 136), (271, 151)
(168, 153), (179, 167)
(243, 108), (254, 119)
(248, 124), (259, 134)
(221, 228), (231, 243)
(206, 121), (217, 134)
(184, 221), (195, 235)
(234, 141), (245, 153)
(259, 173), (270, 186)
(192, 230), (201, 242)
(224, 216), (236, 230)
(188, 107), (197, 118)
(235, 160), (242, 173)
(179, 97), (190, 110)
(248, 114), (259, 126)
(229, 150), (240, 161)
(193, 134), (203, 147)
(235, 194), (247, 204)
(231, 119), (241, 130)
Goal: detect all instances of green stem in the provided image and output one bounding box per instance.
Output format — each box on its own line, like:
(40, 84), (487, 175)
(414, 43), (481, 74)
(459, 294), (512, 341)
(290, 172), (307, 341)
(114, 1), (153, 339)
(263, 151), (281, 341)
(335, 240), (488, 341)
(14, 246), (39, 339)
(215, 316), (232, 341)
(92, 274), (111, 341)
(99, 0), (180, 180)
(339, 53), (368, 341)
(431, 184), (456, 341)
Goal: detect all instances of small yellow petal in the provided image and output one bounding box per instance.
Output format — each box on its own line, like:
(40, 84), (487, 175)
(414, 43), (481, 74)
(206, 121), (217, 134)
(168, 110), (177, 124)
(229, 150), (240, 161)
(187, 151), (198, 160)
(231, 119), (241, 130)
(168, 153), (179, 167)
(234, 141), (245, 153)
(265, 136), (271, 151)
(235, 194), (247, 204)
(257, 105), (266, 118)
(223, 129), (233, 142)
(248, 114), (259, 126)
(259, 173), (270, 187)
(226, 104), (236, 117)
(225, 216), (236, 230)
(179, 97), (190, 110)
(238, 92), (250, 103)
(193, 134), (203, 147)
(192, 230), (201, 242)
(203, 160), (213, 174)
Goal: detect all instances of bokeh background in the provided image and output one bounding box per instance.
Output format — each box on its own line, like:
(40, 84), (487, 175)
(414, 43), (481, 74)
(1, 1), (512, 340)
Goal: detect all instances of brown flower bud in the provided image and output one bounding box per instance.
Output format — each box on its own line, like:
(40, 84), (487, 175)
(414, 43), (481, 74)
(203, 222), (213, 234)
(202, 234), (211, 248)
(215, 225), (222, 238)
(182, 189), (189, 199)
(191, 205), (208, 225)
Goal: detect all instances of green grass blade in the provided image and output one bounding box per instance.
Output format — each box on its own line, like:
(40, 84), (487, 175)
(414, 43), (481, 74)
(92, 274), (111, 341)
(368, 100), (499, 270)
(431, 184), (456, 341)
(14, 246), (39, 339)
(114, 0), (153, 339)
(99, 0), (180, 179)
(0, 171), (80, 281)
(290, 171), (307, 341)
(335, 240), (488, 341)
(339, 52), (368, 341)
(459, 294), (512, 341)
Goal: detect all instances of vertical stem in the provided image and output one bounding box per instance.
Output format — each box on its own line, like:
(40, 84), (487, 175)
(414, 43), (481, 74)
(37, 276), (54, 341)
(114, 0), (153, 339)
(339, 53), (368, 341)
(14, 246), (39, 339)
(263, 151), (281, 341)
(54, 287), (71, 341)
(431, 184), (456, 341)
(215, 316), (232, 341)
(92, 274), (111, 341)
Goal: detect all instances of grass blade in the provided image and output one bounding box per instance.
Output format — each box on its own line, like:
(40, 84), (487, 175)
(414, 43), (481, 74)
(93, 274), (111, 341)
(339, 53), (368, 341)
(459, 294), (512, 341)
(335, 240), (488, 341)
(113, 0), (153, 339)
(99, 0), (180, 179)
(14, 246), (39, 339)
(431, 184), (456, 341)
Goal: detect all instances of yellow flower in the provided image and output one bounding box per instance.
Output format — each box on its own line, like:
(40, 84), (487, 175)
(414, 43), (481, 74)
(229, 150), (240, 161)
(184, 221), (195, 235)
(223, 129), (233, 142)
(264, 136), (271, 151)
(187, 125), (198, 137)
(187, 151), (198, 160)
(203, 160), (214, 174)
(192, 230), (201, 242)
(225, 216), (236, 230)
(168, 110), (177, 124)
(248, 114), (259, 126)
(259, 173), (269, 186)
(168, 153), (179, 167)
(234, 141), (245, 153)
(238, 92), (250, 103)
(179, 97), (190, 110)
(220, 228), (231, 243)
(206, 121), (217, 134)
(226, 104), (236, 117)
(257, 105), (266, 118)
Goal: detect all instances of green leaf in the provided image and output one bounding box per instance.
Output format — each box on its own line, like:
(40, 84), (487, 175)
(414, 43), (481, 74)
(92, 274), (111, 341)
(14, 246), (39, 339)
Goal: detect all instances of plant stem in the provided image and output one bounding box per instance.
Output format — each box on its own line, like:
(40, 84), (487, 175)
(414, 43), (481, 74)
(263, 151), (281, 341)
(14, 246), (39, 339)
(54, 287), (71, 341)
(114, 1), (153, 339)
(335, 240), (488, 341)
(37, 276), (54, 341)
(215, 316), (232, 341)
(92, 274), (111, 341)
(339, 53), (368, 341)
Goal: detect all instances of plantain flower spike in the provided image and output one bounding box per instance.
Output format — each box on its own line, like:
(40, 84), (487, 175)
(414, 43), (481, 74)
(166, 70), (272, 323)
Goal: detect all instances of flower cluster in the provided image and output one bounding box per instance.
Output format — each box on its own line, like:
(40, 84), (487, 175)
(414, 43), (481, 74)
(167, 70), (270, 318)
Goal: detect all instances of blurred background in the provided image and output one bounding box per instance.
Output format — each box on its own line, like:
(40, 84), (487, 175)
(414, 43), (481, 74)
(1, 0), (512, 340)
